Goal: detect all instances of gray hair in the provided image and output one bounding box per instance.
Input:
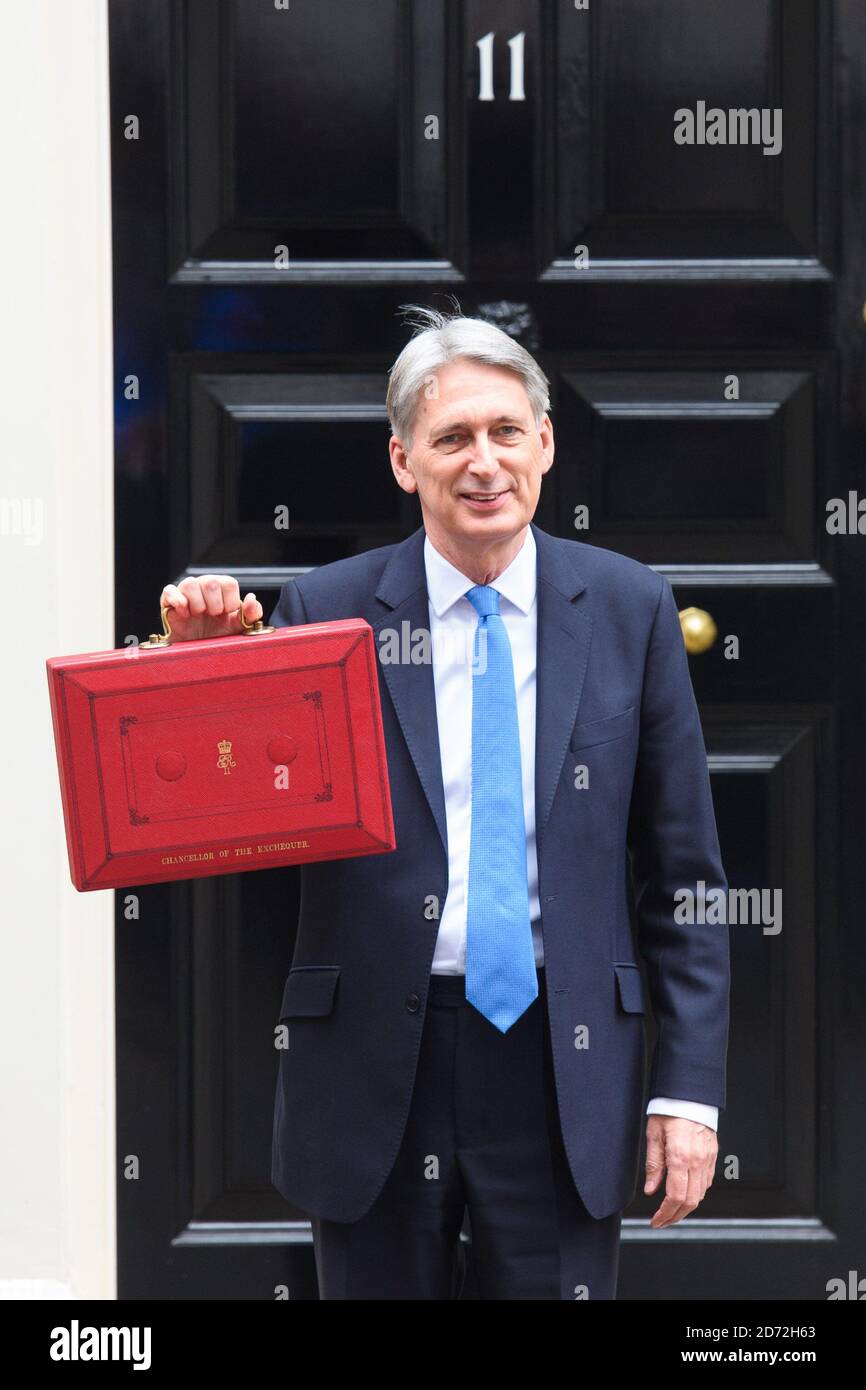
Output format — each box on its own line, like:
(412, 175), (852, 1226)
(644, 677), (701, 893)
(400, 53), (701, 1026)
(386, 304), (551, 447)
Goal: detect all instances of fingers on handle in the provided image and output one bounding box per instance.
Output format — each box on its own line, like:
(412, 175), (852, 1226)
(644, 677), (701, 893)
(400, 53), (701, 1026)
(242, 591), (263, 622)
(188, 574), (232, 616)
(160, 576), (259, 622)
(161, 582), (190, 614)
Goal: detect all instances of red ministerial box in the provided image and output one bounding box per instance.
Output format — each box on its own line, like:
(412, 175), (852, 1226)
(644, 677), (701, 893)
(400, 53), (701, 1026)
(46, 619), (395, 891)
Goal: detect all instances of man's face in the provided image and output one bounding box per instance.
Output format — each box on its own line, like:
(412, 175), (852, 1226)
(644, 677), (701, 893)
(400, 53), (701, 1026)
(389, 358), (554, 552)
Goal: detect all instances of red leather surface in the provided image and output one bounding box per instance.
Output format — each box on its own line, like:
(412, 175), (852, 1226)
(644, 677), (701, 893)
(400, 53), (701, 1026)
(46, 620), (395, 891)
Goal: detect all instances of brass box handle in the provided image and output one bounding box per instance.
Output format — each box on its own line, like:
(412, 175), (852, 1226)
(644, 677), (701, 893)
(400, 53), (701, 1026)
(140, 601), (275, 648)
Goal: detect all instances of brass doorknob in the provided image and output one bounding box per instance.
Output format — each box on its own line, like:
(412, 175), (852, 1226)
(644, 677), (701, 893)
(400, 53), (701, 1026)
(678, 606), (717, 654)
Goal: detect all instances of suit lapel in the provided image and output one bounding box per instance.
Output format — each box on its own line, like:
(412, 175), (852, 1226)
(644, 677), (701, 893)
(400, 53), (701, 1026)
(531, 522), (591, 857)
(373, 526), (449, 856)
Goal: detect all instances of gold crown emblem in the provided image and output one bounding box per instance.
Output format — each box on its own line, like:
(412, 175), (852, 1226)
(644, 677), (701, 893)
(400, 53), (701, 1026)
(217, 738), (237, 775)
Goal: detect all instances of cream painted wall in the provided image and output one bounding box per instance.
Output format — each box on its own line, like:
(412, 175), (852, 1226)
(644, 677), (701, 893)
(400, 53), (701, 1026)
(0, 0), (115, 1298)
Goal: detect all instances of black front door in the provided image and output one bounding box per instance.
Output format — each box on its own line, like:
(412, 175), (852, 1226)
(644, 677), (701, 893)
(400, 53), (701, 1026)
(111, 0), (866, 1299)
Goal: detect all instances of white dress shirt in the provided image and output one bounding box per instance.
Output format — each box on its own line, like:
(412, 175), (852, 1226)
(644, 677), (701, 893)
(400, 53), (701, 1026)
(423, 526), (718, 1132)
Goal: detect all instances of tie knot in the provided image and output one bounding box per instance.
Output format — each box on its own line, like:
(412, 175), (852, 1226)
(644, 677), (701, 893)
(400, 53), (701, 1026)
(465, 584), (501, 620)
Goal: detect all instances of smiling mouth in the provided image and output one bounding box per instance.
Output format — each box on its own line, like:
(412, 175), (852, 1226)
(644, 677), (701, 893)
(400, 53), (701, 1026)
(460, 490), (510, 503)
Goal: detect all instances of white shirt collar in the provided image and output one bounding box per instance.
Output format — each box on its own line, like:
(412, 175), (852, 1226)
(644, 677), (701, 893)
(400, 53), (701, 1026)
(424, 524), (537, 617)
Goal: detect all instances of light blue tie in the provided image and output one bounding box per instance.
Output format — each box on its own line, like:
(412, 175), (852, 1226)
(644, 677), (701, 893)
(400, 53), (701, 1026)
(464, 584), (538, 1033)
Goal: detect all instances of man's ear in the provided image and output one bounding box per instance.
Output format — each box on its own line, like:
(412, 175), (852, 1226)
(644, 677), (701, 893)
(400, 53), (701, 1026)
(539, 414), (555, 473)
(389, 436), (418, 493)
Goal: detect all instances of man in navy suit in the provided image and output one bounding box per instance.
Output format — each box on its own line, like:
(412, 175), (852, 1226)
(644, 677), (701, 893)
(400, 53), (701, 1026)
(161, 307), (730, 1300)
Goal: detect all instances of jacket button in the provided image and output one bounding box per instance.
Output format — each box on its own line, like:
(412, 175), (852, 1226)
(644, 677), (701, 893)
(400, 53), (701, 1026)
(405, 994), (421, 1013)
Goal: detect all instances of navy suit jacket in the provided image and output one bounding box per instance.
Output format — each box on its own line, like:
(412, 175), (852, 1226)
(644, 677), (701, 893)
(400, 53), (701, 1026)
(269, 521), (730, 1222)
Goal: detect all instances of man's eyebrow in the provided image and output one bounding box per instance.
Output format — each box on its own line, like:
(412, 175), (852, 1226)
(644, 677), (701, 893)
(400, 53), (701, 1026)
(427, 414), (526, 441)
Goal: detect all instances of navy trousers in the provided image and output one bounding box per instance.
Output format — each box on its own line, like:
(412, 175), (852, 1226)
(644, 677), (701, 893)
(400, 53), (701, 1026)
(309, 967), (623, 1300)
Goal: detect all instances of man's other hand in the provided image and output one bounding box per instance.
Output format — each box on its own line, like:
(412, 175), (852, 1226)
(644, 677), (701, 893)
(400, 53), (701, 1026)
(159, 575), (263, 642)
(643, 1114), (717, 1227)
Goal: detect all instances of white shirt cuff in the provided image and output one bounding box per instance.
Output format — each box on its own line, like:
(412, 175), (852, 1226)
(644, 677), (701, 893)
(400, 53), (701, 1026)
(646, 1096), (718, 1130)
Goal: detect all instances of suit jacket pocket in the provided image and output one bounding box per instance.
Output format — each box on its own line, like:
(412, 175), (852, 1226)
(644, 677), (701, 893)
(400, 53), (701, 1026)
(570, 705), (635, 752)
(614, 962), (646, 1014)
(279, 965), (341, 1019)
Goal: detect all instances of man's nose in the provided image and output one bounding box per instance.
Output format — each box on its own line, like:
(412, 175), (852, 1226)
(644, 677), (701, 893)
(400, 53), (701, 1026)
(466, 435), (499, 472)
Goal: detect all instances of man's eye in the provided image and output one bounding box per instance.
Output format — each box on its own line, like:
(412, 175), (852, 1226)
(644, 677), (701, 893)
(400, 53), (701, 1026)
(499, 425), (518, 436)
(439, 434), (460, 446)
